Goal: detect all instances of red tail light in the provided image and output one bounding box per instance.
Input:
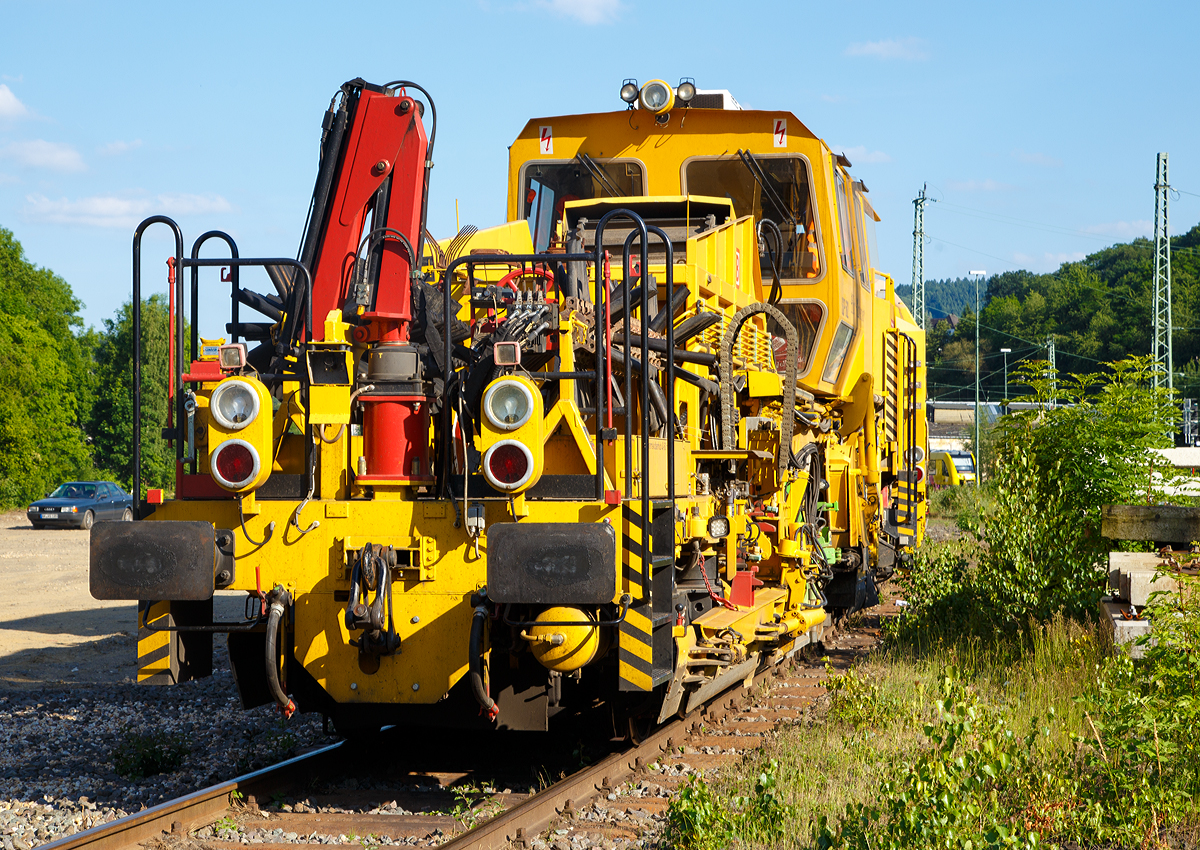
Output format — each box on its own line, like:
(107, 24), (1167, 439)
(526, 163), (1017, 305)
(914, 465), (926, 484)
(483, 440), (533, 490)
(212, 440), (260, 489)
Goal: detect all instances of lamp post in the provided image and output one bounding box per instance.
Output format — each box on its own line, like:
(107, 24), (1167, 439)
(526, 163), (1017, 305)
(971, 270), (986, 488)
(1000, 347), (1012, 400)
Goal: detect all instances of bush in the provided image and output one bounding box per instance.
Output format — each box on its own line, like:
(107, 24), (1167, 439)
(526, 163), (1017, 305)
(898, 358), (1179, 641)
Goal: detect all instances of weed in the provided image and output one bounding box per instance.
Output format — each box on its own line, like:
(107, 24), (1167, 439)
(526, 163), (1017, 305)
(111, 728), (191, 780)
(664, 760), (793, 850)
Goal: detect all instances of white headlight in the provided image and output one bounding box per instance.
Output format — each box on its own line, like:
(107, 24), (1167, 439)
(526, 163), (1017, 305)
(620, 80), (639, 104)
(707, 515), (730, 538)
(676, 80), (696, 103)
(484, 380), (535, 431)
(210, 379), (260, 430)
(639, 80), (674, 114)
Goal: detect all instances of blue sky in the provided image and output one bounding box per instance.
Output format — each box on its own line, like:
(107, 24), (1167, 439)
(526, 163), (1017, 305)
(2, 0), (1198, 333)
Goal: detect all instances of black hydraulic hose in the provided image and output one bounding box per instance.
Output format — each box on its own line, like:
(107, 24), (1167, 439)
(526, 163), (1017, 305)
(469, 604), (498, 721)
(382, 80), (436, 268)
(265, 587), (297, 719)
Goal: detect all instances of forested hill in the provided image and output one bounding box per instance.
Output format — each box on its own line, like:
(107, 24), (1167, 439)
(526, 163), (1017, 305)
(0, 227), (172, 507)
(896, 276), (978, 323)
(898, 222), (1200, 402)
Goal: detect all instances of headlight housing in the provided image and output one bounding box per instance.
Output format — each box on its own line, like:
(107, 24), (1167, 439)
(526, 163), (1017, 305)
(483, 440), (535, 491)
(211, 439), (262, 490)
(639, 80), (674, 114)
(209, 379), (261, 430)
(620, 80), (639, 104)
(484, 380), (535, 431)
(707, 515), (730, 538)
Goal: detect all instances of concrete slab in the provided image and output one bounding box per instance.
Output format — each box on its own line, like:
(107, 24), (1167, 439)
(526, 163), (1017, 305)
(1102, 504), (1200, 544)
(1100, 599), (1152, 659)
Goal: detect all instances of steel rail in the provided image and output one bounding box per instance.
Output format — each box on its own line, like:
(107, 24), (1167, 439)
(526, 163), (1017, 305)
(38, 741), (347, 850)
(37, 654), (801, 850)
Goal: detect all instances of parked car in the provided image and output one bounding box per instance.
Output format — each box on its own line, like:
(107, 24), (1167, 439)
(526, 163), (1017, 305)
(27, 481), (134, 530)
(929, 450), (977, 487)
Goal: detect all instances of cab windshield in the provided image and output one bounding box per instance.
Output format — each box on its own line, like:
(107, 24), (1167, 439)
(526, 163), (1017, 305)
(952, 455), (975, 472)
(522, 159), (644, 251)
(684, 155), (821, 280)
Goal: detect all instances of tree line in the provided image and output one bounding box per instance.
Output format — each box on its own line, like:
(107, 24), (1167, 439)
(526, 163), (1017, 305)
(897, 222), (1200, 402)
(0, 227), (172, 507)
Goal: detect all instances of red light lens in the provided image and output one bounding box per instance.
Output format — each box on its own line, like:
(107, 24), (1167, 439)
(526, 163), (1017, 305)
(487, 443), (529, 486)
(915, 466), (926, 484)
(215, 442), (256, 486)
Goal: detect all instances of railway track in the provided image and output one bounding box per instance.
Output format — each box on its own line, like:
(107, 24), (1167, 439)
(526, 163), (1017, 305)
(39, 618), (881, 850)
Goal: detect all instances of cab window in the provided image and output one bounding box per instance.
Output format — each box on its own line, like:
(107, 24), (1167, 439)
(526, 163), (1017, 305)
(684, 155), (822, 281)
(522, 159), (644, 251)
(834, 170), (856, 279)
(852, 186), (870, 288)
(774, 301), (824, 376)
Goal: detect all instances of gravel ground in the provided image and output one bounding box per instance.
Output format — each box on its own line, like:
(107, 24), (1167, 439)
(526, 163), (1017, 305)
(0, 511), (334, 848)
(0, 640), (332, 848)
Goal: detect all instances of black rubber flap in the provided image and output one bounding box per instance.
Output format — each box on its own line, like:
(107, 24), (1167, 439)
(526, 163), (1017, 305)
(487, 522), (617, 604)
(91, 521), (215, 601)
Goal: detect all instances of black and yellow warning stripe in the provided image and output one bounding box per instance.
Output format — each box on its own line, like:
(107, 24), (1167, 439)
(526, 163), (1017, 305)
(619, 502), (653, 691)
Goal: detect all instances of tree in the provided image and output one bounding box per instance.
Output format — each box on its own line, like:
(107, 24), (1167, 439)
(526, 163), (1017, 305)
(0, 228), (95, 506)
(89, 295), (176, 495)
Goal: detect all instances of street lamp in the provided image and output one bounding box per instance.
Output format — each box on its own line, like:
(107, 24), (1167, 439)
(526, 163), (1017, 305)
(1000, 348), (1012, 401)
(971, 270), (986, 488)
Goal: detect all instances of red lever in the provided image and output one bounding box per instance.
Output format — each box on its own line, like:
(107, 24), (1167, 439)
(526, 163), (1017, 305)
(166, 256), (176, 285)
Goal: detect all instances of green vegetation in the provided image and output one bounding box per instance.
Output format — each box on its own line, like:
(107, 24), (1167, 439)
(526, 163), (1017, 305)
(900, 224), (1200, 402)
(665, 360), (1200, 848)
(0, 227), (174, 507)
(111, 728), (192, 780)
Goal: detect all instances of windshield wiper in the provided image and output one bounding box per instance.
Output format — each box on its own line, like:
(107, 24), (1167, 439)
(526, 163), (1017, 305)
(575, 152), (626, 198)
(737, 149), (795, 228)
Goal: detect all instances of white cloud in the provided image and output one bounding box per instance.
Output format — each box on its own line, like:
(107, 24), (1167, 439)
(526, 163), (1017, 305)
(0, 173), (17, 185)
(845, 37), (928, 61)
(1084, 220), (1152, 240)
(99, 139), (142, 156)
(533, 0), (621, 23)
(0, 140), (85, 172)
(837, 145), (892, 165)
(0, 84), (28, 119)
(945, 178), (1013, 192)
(1012, 149), (1062, 167)
(23, 193), (232, 228)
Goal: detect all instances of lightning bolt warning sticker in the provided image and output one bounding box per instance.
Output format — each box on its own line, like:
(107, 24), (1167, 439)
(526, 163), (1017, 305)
(539, 126), (553, 155)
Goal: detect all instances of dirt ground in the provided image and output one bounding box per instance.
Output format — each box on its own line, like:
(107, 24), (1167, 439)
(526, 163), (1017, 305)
(0, 509), (241, 691)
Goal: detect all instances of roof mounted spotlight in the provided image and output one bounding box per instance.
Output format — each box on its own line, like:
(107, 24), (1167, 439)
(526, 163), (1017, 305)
(620, 79), (639, 106)
(676, 78), (696, 105)
(638, 79), (674, 115)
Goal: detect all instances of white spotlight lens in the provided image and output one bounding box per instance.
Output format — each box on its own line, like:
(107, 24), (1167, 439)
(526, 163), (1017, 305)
(639, 80), (674, 114)
(620, 82), (639, 103)
(677, 81), (696, 103)
(210, 380), (260, 430)
(707, 516), (730, 539)
(484, 380), (534, 431)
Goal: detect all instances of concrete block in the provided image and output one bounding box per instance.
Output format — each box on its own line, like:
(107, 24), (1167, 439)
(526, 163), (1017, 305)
(1120, 570), (1181, 607)
(1108, 551), (1163, 595)
(1100, 599), (1152, 659)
